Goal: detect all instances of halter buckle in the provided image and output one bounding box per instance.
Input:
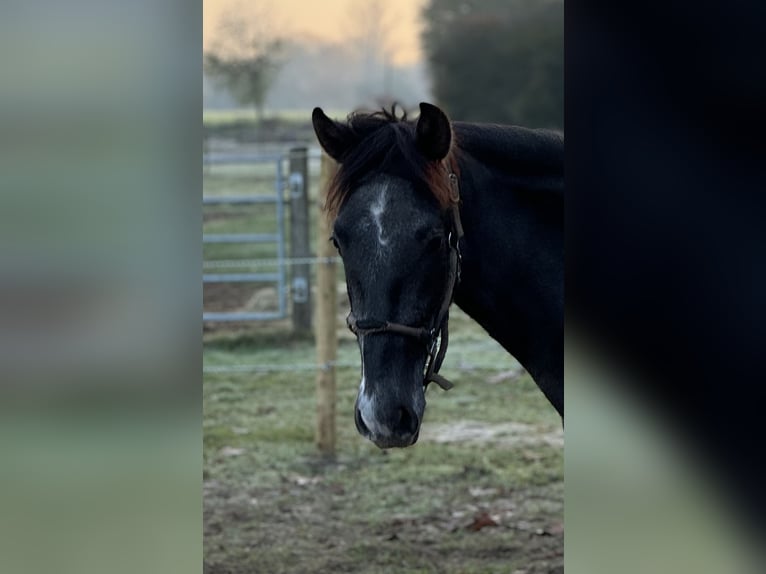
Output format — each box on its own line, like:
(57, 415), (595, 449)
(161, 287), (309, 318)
(448, 172), (460, 203)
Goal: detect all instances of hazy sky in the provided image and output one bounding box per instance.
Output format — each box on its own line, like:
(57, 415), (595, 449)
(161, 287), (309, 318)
(204, 0), (428, 66)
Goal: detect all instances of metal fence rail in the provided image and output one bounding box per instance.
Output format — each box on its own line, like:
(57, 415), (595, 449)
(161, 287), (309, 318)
(203, 152), (287, 322)
(203, 196), (282, 205)
(203, 233), (281, 244)
(203, 256), (342, 269)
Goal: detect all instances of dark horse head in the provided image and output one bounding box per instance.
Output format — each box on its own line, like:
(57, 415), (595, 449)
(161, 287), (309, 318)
(313, 102), (564, 449)
(312, 103), (459, 449)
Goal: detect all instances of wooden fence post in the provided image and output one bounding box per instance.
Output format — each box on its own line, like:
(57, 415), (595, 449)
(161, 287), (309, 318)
(315, 151), (338, 455)
(289, 146), (311, 334)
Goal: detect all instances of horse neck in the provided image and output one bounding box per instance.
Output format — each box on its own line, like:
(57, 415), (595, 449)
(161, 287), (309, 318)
(452, 152), (564, 412)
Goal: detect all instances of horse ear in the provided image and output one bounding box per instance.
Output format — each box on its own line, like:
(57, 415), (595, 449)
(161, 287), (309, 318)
(415, 102), (452, 161)
(312, 107), (355, 162)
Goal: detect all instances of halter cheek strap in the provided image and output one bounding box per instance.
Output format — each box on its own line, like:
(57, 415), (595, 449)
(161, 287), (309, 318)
(346, 161), (464, 391)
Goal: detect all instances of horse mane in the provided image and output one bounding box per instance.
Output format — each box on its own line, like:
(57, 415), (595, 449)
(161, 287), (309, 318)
(325, 103), (458, 220)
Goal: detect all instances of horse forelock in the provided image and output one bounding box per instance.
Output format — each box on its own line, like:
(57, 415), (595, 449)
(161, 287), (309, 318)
(324, 105), (459, 221)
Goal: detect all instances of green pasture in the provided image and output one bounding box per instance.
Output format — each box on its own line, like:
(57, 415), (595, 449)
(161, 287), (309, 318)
(203, 308), (563, 573)
(203, 146), (563, 573)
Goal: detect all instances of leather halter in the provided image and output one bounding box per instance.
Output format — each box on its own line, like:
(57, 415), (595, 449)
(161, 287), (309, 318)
(346, 161), (464, 391)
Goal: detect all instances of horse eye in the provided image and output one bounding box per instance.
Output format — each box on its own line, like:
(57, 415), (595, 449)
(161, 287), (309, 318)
(329, 236), (341, 252)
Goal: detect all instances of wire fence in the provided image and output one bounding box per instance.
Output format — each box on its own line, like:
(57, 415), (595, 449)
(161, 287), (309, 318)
(201, 242), (518, 375)
(203, 361), (522, 375)
(203, 337), (522, 376)
(203, 360), (357, 375)
(203, 256), (342, 270)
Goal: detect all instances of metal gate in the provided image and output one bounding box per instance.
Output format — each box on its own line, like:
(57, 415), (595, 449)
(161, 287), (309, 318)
(203, 152), (287, 322)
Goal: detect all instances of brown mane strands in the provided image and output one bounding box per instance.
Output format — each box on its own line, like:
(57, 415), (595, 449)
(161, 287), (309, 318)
(324, 103), (459, 221)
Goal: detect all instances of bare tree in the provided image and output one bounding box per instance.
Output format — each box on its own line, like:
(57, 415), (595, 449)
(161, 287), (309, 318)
(204, 6), (285, 122)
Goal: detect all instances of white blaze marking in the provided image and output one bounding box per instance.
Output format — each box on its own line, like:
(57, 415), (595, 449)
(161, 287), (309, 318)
(370, 186), (388, 247)
(356, 183), (396, 437)
(357, 339), (392, 436)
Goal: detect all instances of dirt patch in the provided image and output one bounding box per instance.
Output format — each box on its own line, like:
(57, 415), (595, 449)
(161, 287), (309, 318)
(203, 284), (289, 335)
(203, 425), (563, 573)
(203, 469), (563, 574)
(203, 284), (278, 313)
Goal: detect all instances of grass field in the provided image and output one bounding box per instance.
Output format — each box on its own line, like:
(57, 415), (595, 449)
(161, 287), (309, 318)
(203, 146), (564, 573)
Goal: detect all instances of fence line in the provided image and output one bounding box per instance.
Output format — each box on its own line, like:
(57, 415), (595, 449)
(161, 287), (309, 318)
(203, 256), (342, 270)
(203, 360), (518, 375)
(203, 361), (355, 374)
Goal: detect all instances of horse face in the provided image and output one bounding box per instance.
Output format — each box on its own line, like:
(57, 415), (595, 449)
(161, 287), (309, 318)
(333, 175), (450, 448)
(313, 102), (455, 448)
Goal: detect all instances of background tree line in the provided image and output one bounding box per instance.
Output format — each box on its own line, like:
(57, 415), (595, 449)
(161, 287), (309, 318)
(204, 0), (563, 130)
(421, 0), (563, 129)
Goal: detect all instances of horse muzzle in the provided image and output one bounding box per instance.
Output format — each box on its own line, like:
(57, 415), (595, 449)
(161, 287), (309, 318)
(354, 396), (422, 449)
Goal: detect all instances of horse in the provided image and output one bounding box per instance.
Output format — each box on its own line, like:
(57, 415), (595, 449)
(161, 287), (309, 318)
(312, 102), (563, 449)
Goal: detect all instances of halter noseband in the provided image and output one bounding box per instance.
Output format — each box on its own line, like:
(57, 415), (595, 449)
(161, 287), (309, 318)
(346, 161), (464, 392)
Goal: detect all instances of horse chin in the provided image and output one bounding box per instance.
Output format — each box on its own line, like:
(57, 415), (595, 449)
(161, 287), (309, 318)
(373, 430), (420, 450)
(365, 429), (421, 450)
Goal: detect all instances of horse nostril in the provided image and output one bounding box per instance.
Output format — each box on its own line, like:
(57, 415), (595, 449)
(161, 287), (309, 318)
(395, 407), (419, 436)
(355, 408), (370, 435)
